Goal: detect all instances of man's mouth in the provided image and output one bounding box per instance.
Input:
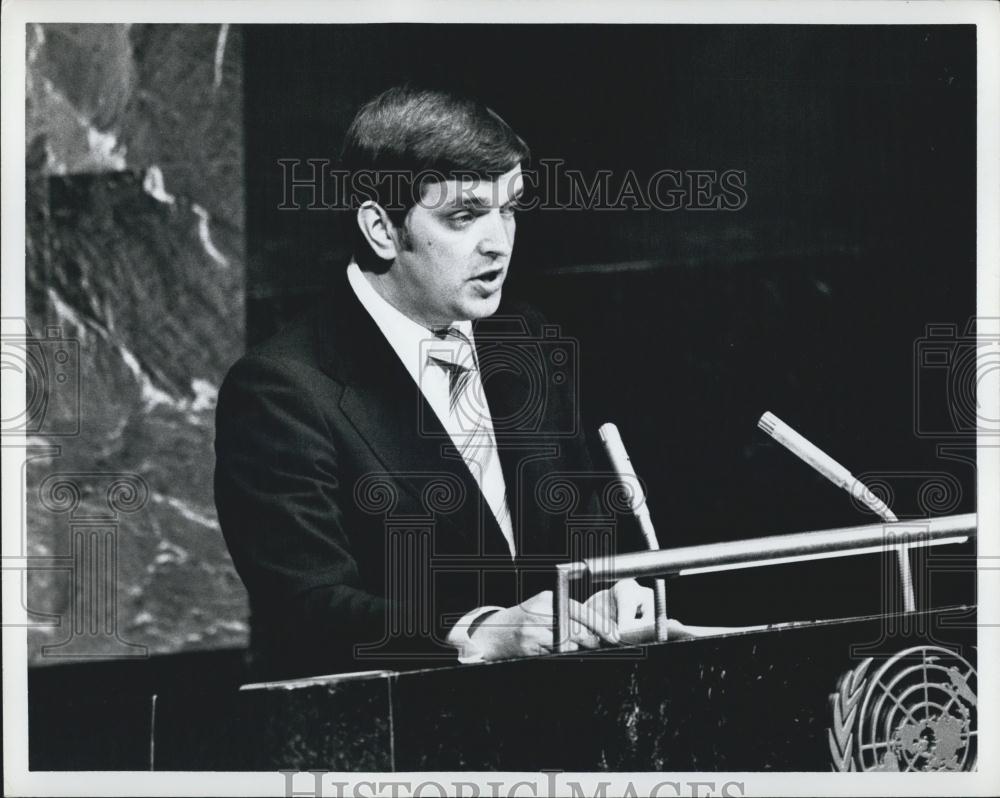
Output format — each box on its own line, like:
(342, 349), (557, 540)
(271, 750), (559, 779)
(471, 267), (505, 285)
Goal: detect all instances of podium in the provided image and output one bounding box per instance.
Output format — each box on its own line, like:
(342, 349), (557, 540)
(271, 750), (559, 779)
(150, 513), (979, 771)
(23, 514), (978, 772)
(152, 613), (977, 771)
(151, 513), (977, 771)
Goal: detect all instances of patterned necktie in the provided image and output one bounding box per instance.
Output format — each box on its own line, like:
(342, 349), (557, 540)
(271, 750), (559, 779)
(428, 326), (514, 555)
(429, 327), (477, 413)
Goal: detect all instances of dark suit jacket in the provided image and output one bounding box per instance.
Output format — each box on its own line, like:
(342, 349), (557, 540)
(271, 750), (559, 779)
(215, 270), (640, 679)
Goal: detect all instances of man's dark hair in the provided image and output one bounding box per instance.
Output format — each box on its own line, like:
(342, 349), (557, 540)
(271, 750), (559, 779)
(341, 85), (530, 268)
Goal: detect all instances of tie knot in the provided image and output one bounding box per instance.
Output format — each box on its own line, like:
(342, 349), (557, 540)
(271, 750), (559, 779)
(432, 326), (471, 346)
(427, 326), (476, 371)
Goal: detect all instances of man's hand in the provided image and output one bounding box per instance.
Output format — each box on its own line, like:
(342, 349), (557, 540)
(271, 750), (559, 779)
(469, 590), (620, 661)
(587, 579), (716, 644)
(584, 578), (655, 639)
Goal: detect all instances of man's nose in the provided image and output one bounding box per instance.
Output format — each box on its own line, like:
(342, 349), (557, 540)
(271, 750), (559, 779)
(478, 210), (513, 258)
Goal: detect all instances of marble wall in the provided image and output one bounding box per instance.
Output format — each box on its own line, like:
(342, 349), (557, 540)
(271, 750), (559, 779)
(25, 23), (249, 663)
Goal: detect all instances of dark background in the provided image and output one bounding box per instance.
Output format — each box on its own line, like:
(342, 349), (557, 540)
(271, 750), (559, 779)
(243, 24), (977, 625)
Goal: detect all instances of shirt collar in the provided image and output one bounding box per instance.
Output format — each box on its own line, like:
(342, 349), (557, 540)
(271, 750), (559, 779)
(346, 260), (474, 383)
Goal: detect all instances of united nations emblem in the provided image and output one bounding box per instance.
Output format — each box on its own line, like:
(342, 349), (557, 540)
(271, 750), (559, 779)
(828, 645), (977, 771)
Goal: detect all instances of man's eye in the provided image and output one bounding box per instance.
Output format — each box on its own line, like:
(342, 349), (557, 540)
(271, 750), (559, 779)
(449, 212), (474, 225)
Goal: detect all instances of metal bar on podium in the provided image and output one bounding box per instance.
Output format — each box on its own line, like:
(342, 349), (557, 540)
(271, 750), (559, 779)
(552, 512), (975, 653)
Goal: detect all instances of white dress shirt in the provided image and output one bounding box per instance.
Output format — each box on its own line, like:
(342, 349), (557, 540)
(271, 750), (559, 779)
(346, 261), (511, 661)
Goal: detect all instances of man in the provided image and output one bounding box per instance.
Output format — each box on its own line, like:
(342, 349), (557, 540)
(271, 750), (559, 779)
(215, 86), (655, 680)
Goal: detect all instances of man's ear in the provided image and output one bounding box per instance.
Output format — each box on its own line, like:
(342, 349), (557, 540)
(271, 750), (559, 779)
(356, 202), (398, 263)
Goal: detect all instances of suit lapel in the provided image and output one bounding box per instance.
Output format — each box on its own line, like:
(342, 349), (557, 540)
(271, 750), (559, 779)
(315, 273), (508, 552)
(473, 311), (560, 555)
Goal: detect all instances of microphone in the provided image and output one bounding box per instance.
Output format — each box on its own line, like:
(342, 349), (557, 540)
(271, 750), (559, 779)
(757, 410), (914, 612)
(599, 422), (669, 641)
(757, 411), (898, 522)
(599, 422), (659, 550)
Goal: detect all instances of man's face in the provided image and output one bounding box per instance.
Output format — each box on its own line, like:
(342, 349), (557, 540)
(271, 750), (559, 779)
(385, 165), (523, 328)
